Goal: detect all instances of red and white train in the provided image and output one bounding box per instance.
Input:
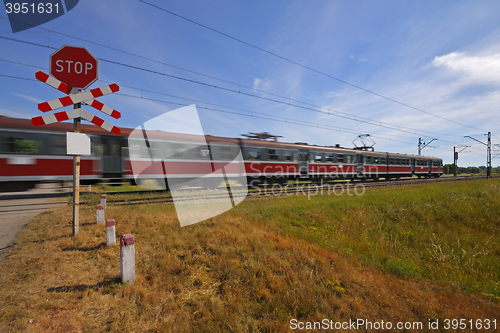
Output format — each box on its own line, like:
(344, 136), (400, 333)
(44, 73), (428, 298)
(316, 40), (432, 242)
(0, 115), (442, 191)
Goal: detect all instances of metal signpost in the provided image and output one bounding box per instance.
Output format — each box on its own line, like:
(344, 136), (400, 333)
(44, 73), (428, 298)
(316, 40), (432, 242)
(31, 45), (121, 237)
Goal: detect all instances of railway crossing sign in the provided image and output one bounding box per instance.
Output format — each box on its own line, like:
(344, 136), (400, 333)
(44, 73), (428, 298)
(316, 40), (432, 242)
(33, 71), (121, 134)
(50, 45), (99, 90)
(32, 45), (121, 237)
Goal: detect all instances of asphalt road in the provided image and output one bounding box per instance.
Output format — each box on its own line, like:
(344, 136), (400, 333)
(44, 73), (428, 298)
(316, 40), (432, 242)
(0, 183), (70, 260)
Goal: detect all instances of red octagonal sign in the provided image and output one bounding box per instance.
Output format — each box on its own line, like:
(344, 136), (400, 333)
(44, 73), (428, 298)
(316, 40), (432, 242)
(50, 45), (99, 90)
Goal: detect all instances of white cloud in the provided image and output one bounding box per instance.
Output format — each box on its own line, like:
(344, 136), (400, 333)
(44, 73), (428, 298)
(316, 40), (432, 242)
(252, 78), (273, 91)
(432, 52), (500, 85)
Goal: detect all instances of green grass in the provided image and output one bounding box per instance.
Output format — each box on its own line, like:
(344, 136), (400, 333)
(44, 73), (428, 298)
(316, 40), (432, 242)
(2, 178), (500, 332)
(233, 178), (500, 297)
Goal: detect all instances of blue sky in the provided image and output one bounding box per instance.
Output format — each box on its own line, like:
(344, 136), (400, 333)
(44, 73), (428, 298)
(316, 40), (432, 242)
(2, 0), (500, 167)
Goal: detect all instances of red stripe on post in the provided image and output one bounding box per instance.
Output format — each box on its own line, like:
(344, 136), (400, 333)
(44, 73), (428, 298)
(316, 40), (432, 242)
(59, 96), (74, 107)
(110, 84), (119, 92)
(57, 82), (72, 95)
(91, 88), (104, 98)
(91, 100), (104, 110)
(55, 111), (70, 122)
(96, 204), (104, 210)
(31, 116), (45, 126)
(106, 219), (115, 227)
(110, 110), (121, 119)
(111, 127), (121, 135)
(38, 102), (51, 112)
(35, 71), (49, 82)
(121, 234), (135, 246)
(92, 117), (104, 127)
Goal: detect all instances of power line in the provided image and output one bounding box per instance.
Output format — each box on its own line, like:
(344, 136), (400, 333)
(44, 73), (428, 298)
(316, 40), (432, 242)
(0, 16), (472, 139)
(137, 0), (486, 133)
(0, 71), (416, 145)
(0, 36), (457, 139)
(117, 92), (418, 145)
(0, 56), (486, 153)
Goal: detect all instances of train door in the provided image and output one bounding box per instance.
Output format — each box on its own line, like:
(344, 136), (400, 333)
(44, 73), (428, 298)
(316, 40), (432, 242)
(356, 154), (364, 178)
(298, 150), (309, 176)
(428, 160), (432, 174)
(102, 137), (123, 178)
(411, 158), (415, 173)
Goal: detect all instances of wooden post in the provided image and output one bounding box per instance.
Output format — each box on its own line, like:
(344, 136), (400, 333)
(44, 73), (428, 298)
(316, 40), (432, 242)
(72, 102), (81, 237)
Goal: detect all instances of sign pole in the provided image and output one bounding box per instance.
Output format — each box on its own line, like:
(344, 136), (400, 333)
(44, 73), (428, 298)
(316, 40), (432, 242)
(72, 102), (81, 237)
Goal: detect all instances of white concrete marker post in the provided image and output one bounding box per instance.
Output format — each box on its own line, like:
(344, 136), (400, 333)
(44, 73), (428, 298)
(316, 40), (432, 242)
(120, 234), (135, 285)
(100, 194), (107, 208)
(96, 204), (105, 224)
(106, 219), (116, 246)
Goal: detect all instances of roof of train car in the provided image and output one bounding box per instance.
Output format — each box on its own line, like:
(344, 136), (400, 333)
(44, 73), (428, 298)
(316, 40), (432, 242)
(0, 116), (441, 160)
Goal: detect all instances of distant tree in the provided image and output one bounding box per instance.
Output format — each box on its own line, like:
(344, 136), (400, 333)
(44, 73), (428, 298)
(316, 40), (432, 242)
(443, 164), (454, 174)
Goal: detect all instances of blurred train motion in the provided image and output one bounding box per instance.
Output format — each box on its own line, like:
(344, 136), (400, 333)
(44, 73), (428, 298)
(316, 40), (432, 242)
(0, 115), (442, 191)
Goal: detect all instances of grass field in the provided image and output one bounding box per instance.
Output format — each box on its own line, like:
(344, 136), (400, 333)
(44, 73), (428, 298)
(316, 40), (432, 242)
(0, 179), (499, 332)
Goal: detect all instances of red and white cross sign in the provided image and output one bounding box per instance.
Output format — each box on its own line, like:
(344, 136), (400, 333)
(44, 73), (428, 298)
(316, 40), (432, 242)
(36, 71), (121, 119)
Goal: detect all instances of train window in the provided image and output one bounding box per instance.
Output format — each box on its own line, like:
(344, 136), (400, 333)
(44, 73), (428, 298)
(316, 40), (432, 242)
(168, 142), (186, 159)
(1, 135), (40, 154)
(217, 146), (235, 160)
(195, 145), (211, 159)
(314, 153), (322, 163)
(293, 153), (299, 162)
(346, 155), (351, 164)
(247, 149), (261, 160)
(366, 156), (372, 164)
(389, 158), (394, 165)
(374, 157), (379, 164)
(325, 154), (333, 163)
(283, 152), (292, 161)
(337, 154), (344, 163)
(108, 140), (122, 157)
(268, 149), (279, 160)
(49, 135), (66, 155)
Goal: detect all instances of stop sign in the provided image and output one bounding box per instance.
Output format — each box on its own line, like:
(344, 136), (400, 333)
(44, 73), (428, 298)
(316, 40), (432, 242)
(50, 45), (99, 90)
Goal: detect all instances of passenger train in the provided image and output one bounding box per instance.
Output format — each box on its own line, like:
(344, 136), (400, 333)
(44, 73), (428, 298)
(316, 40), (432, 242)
(0, 115), (442, 191)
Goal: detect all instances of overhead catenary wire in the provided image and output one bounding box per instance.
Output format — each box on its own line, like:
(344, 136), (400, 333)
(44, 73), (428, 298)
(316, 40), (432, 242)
(0, 36), (463, 140)
(0, 72), (486, 157)
(0, 34), (490, 152)
(0, 19), (472, 140)
(0, 72), (415, 145)
(0, 59), (487, 154)
(137, 0), (486, 133)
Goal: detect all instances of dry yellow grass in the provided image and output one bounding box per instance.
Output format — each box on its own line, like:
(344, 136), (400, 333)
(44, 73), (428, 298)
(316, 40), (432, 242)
(0, 188), (499, 332)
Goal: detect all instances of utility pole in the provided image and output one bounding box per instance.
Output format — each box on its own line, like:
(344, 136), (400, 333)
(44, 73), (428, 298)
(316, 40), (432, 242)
(487, 132), (491, 178)
(453, 147), (457, 177)
(454, 146), (469, 177)
(418, 138), (437, 156)
(464, 133), (491, 179)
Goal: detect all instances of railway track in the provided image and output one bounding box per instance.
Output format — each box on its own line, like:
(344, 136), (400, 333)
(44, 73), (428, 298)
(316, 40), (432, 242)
(94, 175), (497, 206)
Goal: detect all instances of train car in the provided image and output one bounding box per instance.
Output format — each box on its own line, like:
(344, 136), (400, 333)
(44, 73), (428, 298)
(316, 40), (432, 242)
(0, 116), (126, 191)
(0, 115), (442, 191)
